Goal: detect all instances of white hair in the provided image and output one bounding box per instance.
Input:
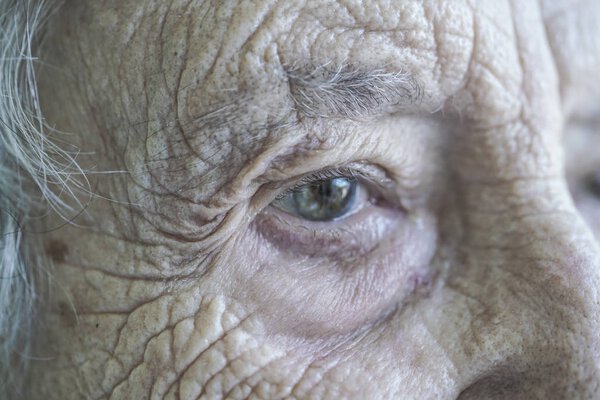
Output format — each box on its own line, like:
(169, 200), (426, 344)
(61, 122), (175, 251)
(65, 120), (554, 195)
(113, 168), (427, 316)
(0, 0), (82, 395)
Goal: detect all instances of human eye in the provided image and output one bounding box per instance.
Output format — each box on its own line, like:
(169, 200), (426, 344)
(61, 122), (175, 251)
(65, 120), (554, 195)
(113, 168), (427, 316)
(270, 168), (369, 222)
(242, 156), (437, 334)
(252, 162), (412, 258)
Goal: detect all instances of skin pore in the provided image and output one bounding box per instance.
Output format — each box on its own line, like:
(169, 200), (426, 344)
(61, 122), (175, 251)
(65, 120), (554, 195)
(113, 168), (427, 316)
(23, 0), (600, 398)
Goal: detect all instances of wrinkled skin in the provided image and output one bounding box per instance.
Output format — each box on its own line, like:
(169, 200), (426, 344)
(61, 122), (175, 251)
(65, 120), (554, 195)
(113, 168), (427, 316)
(25, 0), (600, 399)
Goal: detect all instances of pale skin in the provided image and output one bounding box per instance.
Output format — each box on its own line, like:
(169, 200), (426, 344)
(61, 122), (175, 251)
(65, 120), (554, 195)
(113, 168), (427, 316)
(24, 0), (600, 399)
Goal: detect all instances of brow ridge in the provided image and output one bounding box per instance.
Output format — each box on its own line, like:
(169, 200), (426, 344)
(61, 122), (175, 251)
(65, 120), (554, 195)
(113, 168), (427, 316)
(285, 63), (423, 120)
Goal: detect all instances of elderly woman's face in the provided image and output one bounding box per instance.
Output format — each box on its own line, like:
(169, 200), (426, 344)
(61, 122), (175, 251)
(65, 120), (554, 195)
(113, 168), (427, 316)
(26, 0), (600, 398)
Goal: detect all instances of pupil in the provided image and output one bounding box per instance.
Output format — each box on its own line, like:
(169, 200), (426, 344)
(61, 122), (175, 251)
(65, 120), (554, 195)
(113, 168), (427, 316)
(293, 177), (356, 221)
(318, 181), (335, 199)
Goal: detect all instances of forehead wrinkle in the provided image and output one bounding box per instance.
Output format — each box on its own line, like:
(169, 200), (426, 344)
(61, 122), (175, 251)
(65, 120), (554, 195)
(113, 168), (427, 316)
(174, 62), (424, 154)
(140, 95), (298, 176)
(179, 89), (298, 140)
(161, 63), (425, 191)
(139, 87), (301, 188)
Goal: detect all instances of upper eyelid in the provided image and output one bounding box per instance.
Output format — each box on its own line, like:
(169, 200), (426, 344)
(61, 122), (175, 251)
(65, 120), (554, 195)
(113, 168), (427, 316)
(285, 168), (360, 190)
(273, 165), (384, 201)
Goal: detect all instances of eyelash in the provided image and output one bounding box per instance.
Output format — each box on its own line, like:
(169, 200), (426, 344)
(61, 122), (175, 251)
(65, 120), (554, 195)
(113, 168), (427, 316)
(275, 166), (368, 200)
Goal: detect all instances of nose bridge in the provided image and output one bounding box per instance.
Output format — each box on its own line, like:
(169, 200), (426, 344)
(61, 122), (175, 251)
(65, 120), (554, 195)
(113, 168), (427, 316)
(459, 174), (600, 301)
(453, 0), (600, 327)
(455, 171), (600, 392)
(448, 171), (600, 400)
(452, 2), (600, 367)
(441, 0), (600, 395)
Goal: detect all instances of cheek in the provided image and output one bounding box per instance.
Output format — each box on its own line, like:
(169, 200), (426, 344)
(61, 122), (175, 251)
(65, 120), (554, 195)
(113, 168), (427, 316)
(221, 206), (438, 339)
(37, 277), (304, 399)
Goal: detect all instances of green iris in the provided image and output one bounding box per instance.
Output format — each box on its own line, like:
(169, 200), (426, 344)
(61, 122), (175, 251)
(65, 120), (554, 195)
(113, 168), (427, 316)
(292, 177), (357, 221)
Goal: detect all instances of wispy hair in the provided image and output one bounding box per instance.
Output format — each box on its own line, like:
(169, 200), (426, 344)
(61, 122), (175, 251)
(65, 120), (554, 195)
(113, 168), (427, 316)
(0, 0), (81, 395)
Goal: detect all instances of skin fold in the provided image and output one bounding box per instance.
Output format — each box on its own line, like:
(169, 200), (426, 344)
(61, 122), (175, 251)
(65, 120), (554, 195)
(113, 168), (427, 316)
(24, 0), (600, 398)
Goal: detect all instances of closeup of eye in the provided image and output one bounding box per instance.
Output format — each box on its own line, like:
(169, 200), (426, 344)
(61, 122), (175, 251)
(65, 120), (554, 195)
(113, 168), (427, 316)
(269, 166), (387, 223)
(249, 161), (437, 333)
(272, 174), (366, 222)
(254, 165), (409, 257)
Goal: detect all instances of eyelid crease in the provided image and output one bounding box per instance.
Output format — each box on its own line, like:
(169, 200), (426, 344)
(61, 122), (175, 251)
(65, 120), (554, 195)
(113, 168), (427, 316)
(274, 166), (364, 201)
(271, 160), (402, 203)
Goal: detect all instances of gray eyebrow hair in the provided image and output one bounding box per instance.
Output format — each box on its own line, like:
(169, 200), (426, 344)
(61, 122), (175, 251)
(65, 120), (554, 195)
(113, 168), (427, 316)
(170, 64), (424, 150)
(285, 64), (423, 120)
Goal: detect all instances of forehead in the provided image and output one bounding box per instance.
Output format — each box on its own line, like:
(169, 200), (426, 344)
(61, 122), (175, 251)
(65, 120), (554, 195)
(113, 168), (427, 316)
(42, 1), (567, 208)
(50, 0), (600, 130)
(66, 0), (482, 106)
(54, 0), (543, 148)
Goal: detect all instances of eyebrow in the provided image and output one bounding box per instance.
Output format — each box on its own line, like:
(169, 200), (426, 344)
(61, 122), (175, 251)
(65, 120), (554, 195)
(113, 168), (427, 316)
(177, 64), (424, 144)
(285, 64), (424, 120)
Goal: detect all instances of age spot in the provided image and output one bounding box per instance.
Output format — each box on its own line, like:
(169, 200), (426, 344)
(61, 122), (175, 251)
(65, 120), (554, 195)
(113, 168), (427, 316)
(46, 239), (69, 263)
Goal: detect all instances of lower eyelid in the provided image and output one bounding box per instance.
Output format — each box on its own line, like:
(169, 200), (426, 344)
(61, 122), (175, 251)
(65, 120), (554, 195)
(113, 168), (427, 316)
(245, 206), (438, 334)
(254, 203), (402, 259)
